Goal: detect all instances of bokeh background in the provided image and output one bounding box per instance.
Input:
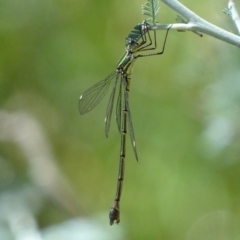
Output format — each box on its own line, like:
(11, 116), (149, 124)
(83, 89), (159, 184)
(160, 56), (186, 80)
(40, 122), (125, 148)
(1, 0), (240, 239)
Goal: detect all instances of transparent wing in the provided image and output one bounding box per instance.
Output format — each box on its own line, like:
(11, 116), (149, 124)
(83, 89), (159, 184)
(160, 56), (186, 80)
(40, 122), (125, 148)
(116, 78), (123, 133)
(105, 73), (120, 138)
(79, 71), (117, 115)
(123, 79), (138, 161)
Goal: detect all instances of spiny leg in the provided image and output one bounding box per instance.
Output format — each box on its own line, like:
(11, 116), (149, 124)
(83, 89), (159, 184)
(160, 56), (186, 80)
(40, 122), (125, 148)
(135, 24), (172, 58)
(134, 21), (153, 52)
(134, 21), (156, 52)
(127, 21), (153, 53)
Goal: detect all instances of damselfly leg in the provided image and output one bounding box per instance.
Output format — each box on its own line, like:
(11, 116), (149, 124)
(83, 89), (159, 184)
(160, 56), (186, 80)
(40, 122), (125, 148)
(135, 24), (172, 58)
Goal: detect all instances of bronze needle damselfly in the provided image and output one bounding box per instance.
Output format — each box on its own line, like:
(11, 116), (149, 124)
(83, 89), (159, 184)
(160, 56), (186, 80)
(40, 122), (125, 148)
(79, 21), (171, 225)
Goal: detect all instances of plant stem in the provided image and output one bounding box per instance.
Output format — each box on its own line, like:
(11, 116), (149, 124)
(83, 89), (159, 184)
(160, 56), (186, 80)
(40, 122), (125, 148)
(148, 0), (240, 48)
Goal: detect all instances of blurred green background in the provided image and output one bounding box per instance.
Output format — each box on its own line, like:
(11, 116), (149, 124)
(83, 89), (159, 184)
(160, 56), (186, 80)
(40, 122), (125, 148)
(1, 0), (240, 239)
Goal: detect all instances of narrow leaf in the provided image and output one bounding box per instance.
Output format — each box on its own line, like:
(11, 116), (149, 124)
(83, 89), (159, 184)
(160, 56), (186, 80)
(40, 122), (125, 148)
(141, 0), (160, 24)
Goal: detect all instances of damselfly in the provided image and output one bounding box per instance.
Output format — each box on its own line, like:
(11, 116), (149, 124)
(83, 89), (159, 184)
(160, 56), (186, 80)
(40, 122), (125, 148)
(79, 21), (171, 225)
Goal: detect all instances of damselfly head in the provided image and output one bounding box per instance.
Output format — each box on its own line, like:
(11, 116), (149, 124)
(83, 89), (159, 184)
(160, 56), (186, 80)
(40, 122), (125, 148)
(141, 21), (149, 32)
(125, 21), (150, 50)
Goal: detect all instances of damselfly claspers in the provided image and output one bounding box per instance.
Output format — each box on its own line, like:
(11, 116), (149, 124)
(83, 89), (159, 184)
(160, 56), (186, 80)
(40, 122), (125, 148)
(79, 21), (171, 225)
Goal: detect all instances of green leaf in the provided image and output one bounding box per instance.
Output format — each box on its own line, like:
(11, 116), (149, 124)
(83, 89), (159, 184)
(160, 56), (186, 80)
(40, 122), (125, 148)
(141, 0), (160, 24)
(175, 15), (187, 23)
